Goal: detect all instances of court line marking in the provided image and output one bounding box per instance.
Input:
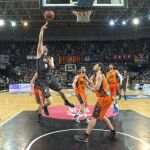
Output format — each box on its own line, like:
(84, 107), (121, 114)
(26, 129), (150, 150)
(132, 109), (150, 119)
(0, 111), (22, 127)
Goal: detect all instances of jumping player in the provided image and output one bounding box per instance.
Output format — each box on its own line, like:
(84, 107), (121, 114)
(72, 66), (90, 124)
(106, 64), (122, 113)
(120, 69), (129, 100)
(32, 21), (75, 116)
(74, 63), (117, 142)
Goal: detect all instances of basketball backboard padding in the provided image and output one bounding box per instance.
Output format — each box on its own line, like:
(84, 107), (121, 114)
(77, 0), (95, 8)
(40, 0), (125, 9)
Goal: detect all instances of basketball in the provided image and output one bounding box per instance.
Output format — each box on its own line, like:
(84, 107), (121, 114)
(43, 10), (55, 21)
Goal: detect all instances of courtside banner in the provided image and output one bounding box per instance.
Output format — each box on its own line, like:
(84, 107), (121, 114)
(9, 84), (31, 94)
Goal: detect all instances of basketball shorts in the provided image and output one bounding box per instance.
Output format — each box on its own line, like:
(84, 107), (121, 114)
(121, 84), (127, 91)
(92, 95), (111, 120)
(110, 83), (118, 97)
(75, 89), (87, 104)
(38, 76), (62, 98)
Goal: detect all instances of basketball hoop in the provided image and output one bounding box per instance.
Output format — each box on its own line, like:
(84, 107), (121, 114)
(65, 64), (76, 72)
(72, 9), (92, 23)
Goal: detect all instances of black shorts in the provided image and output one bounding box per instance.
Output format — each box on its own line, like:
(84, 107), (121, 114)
(38, 77), (62, 98)
(121, 85), (126, 91)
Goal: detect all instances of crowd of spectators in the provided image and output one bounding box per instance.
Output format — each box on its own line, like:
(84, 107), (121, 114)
(0, 38), (150, 88)
(0, 38), (150, 64)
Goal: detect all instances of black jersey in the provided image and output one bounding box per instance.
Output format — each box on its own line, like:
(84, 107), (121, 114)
(122, 74), (128, 85)
(36, 54), (52, 79)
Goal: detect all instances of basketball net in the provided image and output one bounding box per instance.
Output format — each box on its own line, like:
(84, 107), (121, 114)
(72, 10), (92, 23)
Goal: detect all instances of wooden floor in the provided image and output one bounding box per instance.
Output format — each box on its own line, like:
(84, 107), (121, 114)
(0, 89), (150, 124)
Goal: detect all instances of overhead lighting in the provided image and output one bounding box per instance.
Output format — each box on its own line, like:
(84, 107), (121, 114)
(132, 18), (139, 25)
(23, 21), (28, 27)
(11, 21), (16, 27)
(109, 20), (115, 26)
(122, 20), (127, 25)
(0, 19), (4, 26)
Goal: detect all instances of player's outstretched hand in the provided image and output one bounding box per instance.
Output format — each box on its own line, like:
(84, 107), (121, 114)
(41, 21), (48, 30)
(50, 56), (54, 61)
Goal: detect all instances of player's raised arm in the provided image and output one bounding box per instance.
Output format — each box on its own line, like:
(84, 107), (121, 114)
(36, 21), (48, 58)
(116, 70), (123, 85)
(72, 75), (79, 89)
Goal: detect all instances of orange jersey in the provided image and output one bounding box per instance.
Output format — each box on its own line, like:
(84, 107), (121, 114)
(76, 74), (87, 92)
(92, 74), (112, 120)
(106, 70), (118, 84)
(75, 74), (88, 103)
(95, 74), (111, 97)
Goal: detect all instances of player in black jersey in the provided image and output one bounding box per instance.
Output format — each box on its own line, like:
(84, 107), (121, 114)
(120, 69), (129, 100)
(31, 21), (75, 116)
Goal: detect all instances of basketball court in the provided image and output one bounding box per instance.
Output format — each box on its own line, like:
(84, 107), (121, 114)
(0, 89), (150, 150)
(0, 0), (150, 150)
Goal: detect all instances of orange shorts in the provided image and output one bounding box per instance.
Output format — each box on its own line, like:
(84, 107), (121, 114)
(75, 89), (87, 104)
(34, 86), (45, 104)
(110, 83), (118, 97)
(92, 95), (112, 120)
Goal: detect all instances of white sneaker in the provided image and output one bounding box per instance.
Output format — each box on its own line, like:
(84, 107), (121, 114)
(85, 108), (90, 113)
(73, 115), (80, 123)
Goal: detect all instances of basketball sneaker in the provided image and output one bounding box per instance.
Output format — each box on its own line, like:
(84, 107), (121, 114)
(85, 107), (90, 113)
(113, 104), (119, 113)
(64, 100), (75, 108)
(74, 133), (88, 143)
(109, 130), (117, 140)
(38, 114), (42, 122)
(73, 115), (80, 123)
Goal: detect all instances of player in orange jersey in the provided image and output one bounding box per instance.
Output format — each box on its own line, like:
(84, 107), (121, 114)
(106, 64), (122, 112)
(30, 74), (45, 122)
(74, 63), (117, 143)
(72, 66), (90, 124)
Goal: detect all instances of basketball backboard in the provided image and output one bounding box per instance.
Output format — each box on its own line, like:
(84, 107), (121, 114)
(40, 0), (126, 9)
